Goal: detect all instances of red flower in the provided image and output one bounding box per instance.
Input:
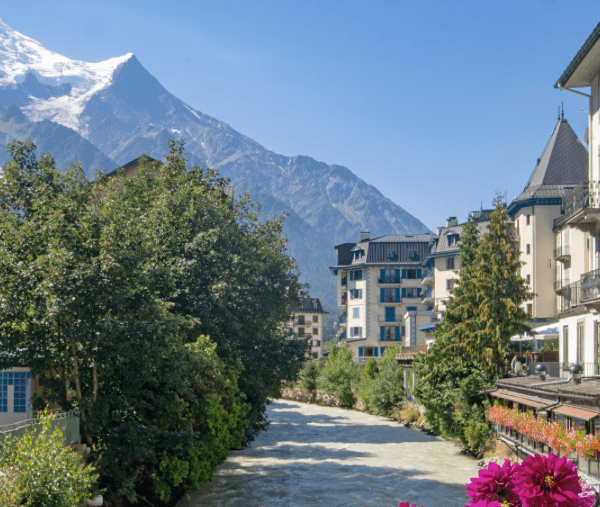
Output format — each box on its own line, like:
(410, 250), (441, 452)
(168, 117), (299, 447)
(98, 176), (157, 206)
(513, 453), (595, 507)
(465, 459), (521, 506)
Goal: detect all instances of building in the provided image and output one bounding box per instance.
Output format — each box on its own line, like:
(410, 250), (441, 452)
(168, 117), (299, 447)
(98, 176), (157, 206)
(288, 297), (328, 359)
(507, 112), (588, 320)
(551, 22), (600, 377)
(330, 231), (436, 362)
(0, 366), (34, 426)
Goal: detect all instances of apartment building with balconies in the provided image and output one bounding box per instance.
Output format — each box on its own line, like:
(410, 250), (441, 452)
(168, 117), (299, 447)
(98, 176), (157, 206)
(551, 22), (600, 377)
(330, 231), (436, 362)
(288, 297), (328, 359)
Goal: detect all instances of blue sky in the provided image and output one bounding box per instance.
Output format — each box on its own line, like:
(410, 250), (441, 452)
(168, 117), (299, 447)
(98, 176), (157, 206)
(2, 1), (598, 231)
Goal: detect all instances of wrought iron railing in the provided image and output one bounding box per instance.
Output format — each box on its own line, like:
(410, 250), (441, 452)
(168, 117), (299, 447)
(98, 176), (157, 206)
(378, 276), (401, 284)
(557, 281), (580, 313)
(580, 268), (600, 301)
(554, 278), (570, 291)
(553, 245), (570, 258)
(558, 180), (600, 225)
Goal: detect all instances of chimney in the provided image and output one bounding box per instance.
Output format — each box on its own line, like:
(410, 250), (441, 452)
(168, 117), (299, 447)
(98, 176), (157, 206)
(360, 231), (370, 242)
(446, 217), (458, 227)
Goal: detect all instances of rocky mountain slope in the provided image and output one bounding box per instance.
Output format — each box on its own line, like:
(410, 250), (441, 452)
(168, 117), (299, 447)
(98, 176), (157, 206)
(0, 19), (429, 305)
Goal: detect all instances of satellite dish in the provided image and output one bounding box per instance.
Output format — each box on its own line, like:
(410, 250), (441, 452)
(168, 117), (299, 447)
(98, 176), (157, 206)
(511, 356), (524, 375)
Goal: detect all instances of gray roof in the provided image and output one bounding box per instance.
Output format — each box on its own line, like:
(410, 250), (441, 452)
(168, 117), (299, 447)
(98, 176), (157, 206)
(556, 21), (600, 89)
(290, 297), (328, 314)
(509, 118), (587, 213)
(433, 221), (489, 255)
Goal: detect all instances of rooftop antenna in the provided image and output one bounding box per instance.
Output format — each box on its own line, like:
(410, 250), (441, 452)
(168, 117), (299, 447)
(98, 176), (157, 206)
(561, 102), (564, 120)
(558, 106), (560, 121)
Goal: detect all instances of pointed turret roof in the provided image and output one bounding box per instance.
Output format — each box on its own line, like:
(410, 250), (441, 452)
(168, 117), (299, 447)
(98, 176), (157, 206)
(508, 117), (588, 215)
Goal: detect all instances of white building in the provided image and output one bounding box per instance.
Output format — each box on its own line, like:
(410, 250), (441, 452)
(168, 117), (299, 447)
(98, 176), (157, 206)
(288, 297), (328, 359)
(0, 366), (34, 426)
(552, 22), (600, 377)
(330, 232), (436, 362)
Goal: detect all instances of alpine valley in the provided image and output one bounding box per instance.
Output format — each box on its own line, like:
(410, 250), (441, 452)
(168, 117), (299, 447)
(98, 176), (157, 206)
(0, 19), (429, 311)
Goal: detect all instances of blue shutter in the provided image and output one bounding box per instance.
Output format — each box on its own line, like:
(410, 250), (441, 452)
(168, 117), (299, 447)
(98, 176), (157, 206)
(417, 288), (422, 297)
(402, 269), (407, 279)
(380, 327), (385, 341)
(407, 306), (417, 311)
(359, 327), (363, 337)
(402, 288), (406, 299)
(350, 271), (354, 281)
(349, 327), (353, 337)
(358, 270), (362, 279)
(395, 326), (400, 341)
(350, 290), (354, 300)
(359, 347), (364, 357)
(359, 289), (363, 299)
(396, 288), (401, 302)
(417, 269), (422, 279)
(380, 269), (385, 282)
(380, 347), (386, 356)
(395, 269), (400, 282)
(380, 288), (385, 302)
(373, 347), (378, 357)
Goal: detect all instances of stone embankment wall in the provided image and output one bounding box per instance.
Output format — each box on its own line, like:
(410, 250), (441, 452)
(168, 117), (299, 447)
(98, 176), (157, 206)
(280, 386), (373, 412)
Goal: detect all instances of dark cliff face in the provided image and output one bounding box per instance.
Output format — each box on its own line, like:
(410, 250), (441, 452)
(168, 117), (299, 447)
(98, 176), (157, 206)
(0, 54), (429, 305)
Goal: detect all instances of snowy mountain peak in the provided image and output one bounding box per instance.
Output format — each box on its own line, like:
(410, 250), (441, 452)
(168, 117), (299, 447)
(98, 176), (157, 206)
(0, 18), (132, 131)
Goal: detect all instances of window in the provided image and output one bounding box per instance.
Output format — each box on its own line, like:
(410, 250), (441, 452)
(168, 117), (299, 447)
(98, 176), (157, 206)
(312, 352), (319, 359)
(312, 301), (318, 310)
(381, 268), (400, 283)
(350, 289), (363, 299)
(350, 269), (363, 279)
(362, 347), (376, 357)
(406, 269), (417, 279)
(298, 328), (304, 336)
(563, 326), (569, 363)
(447, 234), (459, 247)
(381, 288), (400, 302)
(352, 250), (364, 261)
(312, 315), (318, 323)
(298, 315), (305, 326)
(526, 215), (530, 225)
(350, 327), (362, 337)
(405, 287), (419, 298)
(526, 274), (531, 285)
(446, 279), (454, 291)
(313, 328), (318, 335)
(382, 327), (395, 341)
(446, 257), (454, 270)
(352, 308), (360, 318)
(526, 304), (532, 318)
(578, 322), (585, 364)
(526, 244), (531, 255)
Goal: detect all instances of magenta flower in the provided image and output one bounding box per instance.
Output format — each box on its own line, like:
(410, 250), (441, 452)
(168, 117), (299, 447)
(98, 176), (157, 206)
(466, 501), (504, 507)
(512, 452), (594, 507)
(465, 459), (521, 506)
(398, 503), (424, 507)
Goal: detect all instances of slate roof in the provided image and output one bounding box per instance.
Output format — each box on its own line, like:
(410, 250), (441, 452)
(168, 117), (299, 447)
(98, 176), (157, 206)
(429, 221), (489, 256)
(508, 118), (587, 215)
(331, 234), (435, 269)
(556, 21), (600, 89)
(496, 375), (600, 399)
(290, 297), (328, 314)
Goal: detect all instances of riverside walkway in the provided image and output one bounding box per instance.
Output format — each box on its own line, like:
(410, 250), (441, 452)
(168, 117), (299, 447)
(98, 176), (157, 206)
(178, 399), (480, 507)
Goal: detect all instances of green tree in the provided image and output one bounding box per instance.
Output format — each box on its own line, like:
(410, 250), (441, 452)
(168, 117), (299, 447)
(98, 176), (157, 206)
(300, 360), (320, 394)
(366, 346), (405, 416)
(0, 139), (304, 504)
(321, 342), (359, 406)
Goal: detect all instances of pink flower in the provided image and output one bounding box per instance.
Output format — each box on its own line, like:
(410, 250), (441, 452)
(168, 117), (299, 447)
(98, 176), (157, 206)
(513, 453), (594, 507)
(466, 501), (504, 507)
(398, 503), (424, 507)
(465, 459), (521, 506)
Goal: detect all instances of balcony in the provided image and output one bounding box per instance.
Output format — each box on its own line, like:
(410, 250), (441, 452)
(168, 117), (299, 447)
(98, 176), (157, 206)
(338, 313), (347, 326)
(557, 281), (580, 314)
(553, 245), (571, 261)
(580, 269), (600, 307)
(553, 278), (570, 293)
(378, 276), (401, 285)
(377, 315), (403, 324)
(554, 180), (600, 232)
(378, 295), (401, 304)
(341, 276), (347, 286)
(421, 269), (434, 287)
(421, 288), (434, 305)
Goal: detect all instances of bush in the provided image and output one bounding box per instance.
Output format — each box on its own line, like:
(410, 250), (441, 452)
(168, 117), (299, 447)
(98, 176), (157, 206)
(399, 404), (421, 425)
(0, 411), (98, 507)
(366, 347), (405, 416)
(357, 357), (379, 410)
(321, 343), (359, 406)
(300, 360), (320, 393)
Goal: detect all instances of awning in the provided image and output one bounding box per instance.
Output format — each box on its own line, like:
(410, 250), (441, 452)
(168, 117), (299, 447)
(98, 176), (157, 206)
(511, 323), (559, 342)
(553, 405), (599, 421)
(492, 391), (547, 408)
(418, 324), (436, 332)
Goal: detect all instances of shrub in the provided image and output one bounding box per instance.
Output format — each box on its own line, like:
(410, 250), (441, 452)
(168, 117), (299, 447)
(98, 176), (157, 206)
(366, 347), (405, 416)
(357, 357), (379, 410)
(0, 411), (98, 507)
(300, 360), (320, 393)
(399, 405), (421, 425)
(321, 342), (359, 406)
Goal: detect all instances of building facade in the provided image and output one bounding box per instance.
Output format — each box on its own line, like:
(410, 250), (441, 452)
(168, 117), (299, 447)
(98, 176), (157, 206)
(288, 297), (328, 359)
(330, 232), (436, 362)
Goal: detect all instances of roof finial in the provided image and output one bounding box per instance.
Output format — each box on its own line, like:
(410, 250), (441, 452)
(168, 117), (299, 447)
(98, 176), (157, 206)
(558, 106), (561, 121)
(561, 102), (564, 121)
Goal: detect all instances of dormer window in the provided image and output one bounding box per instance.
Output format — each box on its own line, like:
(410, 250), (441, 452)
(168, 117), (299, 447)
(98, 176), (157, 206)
(352, 249), (365, 261)
(447, 233), (459, 247)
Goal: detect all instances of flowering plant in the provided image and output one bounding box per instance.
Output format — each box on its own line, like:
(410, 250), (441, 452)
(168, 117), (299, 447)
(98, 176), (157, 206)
(487, 405), (600, 458)
(398, 453), (596, 507)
